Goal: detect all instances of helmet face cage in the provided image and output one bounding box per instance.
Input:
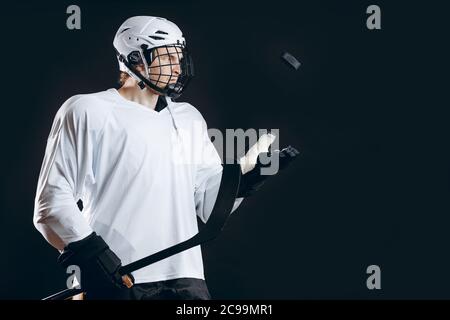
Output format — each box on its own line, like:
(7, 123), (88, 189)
(125, 43), (194, 99)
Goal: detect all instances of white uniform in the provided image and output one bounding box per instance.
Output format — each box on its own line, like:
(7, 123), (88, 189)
(33, 88), (243, 283)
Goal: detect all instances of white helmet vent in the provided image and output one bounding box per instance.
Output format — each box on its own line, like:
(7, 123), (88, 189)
(149, 35), (165, 41)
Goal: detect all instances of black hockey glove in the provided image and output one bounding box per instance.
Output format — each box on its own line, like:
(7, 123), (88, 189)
(237, 145), (300, 197)
(57, 232), (134, 296)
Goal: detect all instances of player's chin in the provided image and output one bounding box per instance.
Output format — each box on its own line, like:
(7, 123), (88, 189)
(150, 81), (169, 89)
(160, 78), (178, 85)
(149, 78), (178, 90)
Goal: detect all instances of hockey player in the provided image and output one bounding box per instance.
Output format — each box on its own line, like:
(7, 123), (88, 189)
(34, 16), (299, 300)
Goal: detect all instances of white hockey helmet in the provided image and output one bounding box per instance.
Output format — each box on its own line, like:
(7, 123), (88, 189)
(113, 16), (194, 98)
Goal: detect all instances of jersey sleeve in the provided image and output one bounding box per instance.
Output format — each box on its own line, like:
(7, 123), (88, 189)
(33, 97), (97, 250)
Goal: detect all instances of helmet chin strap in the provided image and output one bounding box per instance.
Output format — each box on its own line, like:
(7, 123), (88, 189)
(118, 54), (149, 90)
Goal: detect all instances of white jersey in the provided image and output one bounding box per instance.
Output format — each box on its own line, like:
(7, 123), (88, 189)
(33, 88), (243, 283)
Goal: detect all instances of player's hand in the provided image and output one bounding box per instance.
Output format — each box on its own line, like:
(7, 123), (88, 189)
(237, 145), (300, 198)
(57, 232), (134, 298)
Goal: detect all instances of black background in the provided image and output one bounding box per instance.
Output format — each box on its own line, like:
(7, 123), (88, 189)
(0, 0), (449, 299)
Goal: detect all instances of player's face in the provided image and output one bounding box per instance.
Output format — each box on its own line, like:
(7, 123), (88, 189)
(148, 46), (184, 89)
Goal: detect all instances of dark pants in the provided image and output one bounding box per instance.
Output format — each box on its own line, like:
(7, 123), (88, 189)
(85, 277), (211, 300)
